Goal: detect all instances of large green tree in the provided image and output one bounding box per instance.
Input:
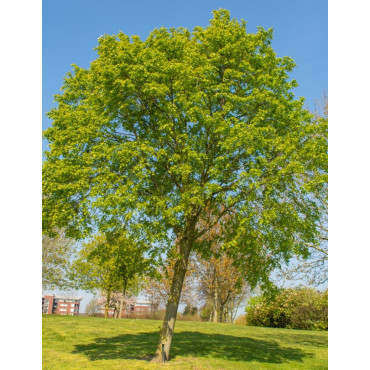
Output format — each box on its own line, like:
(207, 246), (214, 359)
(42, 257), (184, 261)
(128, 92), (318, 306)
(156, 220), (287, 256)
(43, 10), (327, 360)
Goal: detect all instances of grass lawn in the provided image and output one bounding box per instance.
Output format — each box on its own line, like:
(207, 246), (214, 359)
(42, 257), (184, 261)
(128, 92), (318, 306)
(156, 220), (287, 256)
(42, 315), (327, 369)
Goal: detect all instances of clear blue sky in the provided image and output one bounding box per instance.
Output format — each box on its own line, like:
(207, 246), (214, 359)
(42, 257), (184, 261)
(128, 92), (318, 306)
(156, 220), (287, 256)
(42, 0), (327, 311)
(43, 0), (327, 152)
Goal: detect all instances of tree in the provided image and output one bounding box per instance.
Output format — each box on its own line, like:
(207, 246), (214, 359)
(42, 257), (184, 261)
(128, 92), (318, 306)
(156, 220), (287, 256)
(69, 233), (148, 318)
(42, 229), (75, 289)
(279, 185), (328, 286)
(196, 252), (249, 323)
(99, 275), (143, 318)
(278, 93), (328, 286)
(85, 297), (101, 315)
(43, 9), (327, 360)
(143, 257), (197, 309)
(195, 208), (249, 323)
(182, 305), (197, 316)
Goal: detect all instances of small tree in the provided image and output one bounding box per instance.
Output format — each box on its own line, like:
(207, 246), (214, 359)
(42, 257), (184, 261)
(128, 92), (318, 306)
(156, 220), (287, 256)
(143, 257), (197, 309)
(99, 276), (143, 318)
(195, 210), (249, 323)
(196, 251), (248, 323)
(85, 297), (101, 316)
(182, 305), (197, 316)
(69, 233), (148, 318)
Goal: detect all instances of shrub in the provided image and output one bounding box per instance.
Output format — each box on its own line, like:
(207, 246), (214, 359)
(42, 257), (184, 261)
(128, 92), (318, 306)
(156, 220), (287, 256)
(234, 314), (246, 326)
(179, 305), (201, 321)
(245, 288), (328, 330)
(199, 304), (212, 321)
(182, 305), (198, 316)
(177, 312), (202, 321)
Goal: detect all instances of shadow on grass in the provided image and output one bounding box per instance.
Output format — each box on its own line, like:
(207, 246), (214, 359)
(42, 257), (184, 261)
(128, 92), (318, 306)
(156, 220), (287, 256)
(73, 330), (315, 364)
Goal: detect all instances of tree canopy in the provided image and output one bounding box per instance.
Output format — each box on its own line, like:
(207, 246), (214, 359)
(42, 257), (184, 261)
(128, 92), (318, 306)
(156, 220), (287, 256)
(43, 9), (327, 360)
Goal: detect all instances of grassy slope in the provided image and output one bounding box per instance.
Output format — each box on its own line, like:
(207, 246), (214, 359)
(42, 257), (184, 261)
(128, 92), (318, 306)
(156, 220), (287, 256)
(42, 315), (327, 369)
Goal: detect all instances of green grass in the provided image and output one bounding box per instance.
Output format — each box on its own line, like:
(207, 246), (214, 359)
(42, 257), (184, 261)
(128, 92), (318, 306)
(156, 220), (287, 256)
(43, 315), (327, 369)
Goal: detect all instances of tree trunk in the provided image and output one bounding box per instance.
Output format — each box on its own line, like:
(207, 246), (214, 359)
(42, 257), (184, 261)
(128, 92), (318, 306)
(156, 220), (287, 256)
(213, 275), (219, 323)
(154, 219), (196, 362)
(219, 303), (224, 323)
(104, 290), (111, 318)
(209, 309), (213, 322)
(229, 300), (234, 323)
(119, 278), (128, 319)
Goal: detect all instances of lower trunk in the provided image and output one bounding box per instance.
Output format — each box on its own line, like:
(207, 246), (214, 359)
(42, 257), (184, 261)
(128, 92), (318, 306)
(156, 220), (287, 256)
(119, 278), (128, 319)
(154, 224), (195, 362)
(219, 303), (224, 323)
(213, 277), (219, 323)
(229, 300), (234, 323)
(104, 290), (111, 319)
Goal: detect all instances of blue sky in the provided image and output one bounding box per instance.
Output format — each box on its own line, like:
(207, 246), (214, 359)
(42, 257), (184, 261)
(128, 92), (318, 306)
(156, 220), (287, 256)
(42, 0), (327, 311)
(43, 0), (327, 151)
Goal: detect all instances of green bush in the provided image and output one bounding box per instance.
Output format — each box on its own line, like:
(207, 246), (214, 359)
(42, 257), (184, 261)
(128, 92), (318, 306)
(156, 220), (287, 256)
(245, 288), (328, 330)
(200, 304), (212, 321)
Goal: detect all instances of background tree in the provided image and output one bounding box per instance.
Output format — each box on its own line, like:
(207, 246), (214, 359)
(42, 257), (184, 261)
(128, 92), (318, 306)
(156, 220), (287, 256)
(69, 235), (120, 318)
(42, 229), (75, 289)
(195, 208), (249, 323)
(182, 305), (198, 316)
(85, 297), (101, 316)
(143, 257), (197, 309)
(98, 275), (143, 318)
(278, 93), (328, 286)
(279, 185), (328, 286)
(196, 252), (249, 323)
(69, 233), (148, 318)
(43, 10), (327, 360)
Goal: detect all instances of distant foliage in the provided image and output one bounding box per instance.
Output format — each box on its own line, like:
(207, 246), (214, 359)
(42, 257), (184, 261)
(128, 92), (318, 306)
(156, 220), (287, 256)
(176, 312), (202, 322)
(234, 315), (246, 326)
(245, 288), (328, 330)
(42, 229), (75, 289)
(199, 304), (213, 321)
(85, 297), (101, 316)
(182, 305), (198, 316)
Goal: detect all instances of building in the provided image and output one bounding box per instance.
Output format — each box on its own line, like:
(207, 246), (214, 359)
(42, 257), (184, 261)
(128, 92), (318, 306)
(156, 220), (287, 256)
(42, 295), (82, 315)
(100, 300), (156, 318)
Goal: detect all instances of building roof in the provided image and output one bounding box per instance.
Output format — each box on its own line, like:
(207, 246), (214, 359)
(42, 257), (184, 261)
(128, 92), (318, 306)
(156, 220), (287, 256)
(135, 300), (153, 305)
(42, 294), (83, 301)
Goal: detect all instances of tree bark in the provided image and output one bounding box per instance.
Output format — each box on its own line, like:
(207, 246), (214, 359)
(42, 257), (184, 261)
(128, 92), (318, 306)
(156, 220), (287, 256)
(213, 273), (219, 323)
(209, 309), (213, 322)
(154, 218), (196, 362)
(219, 303), (224, 323)
(104, 290), (111, 318)
(229, 300), (234, 323)
(119, 278), (128, 319)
